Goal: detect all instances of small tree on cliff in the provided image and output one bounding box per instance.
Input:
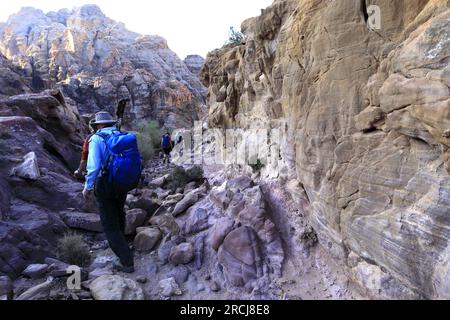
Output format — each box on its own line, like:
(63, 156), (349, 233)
(228, 27), (244, 45)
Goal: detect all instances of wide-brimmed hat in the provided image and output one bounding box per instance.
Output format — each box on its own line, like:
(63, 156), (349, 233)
(93, 112), (117, 125)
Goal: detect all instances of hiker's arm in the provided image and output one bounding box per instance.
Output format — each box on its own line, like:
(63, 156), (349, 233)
(81, 137), (89, 161)
(74, 137), (89, 177)
(85, 136), (102, 191)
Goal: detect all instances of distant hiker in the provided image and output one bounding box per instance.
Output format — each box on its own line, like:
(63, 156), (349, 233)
(83, 111), (142, 273)
(175, 133), (183, 145)
(161, 131), (173, 164)
(74, 119), (97, 180)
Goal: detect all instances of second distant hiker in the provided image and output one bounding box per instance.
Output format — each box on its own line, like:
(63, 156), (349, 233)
(161, 131), (173, 165)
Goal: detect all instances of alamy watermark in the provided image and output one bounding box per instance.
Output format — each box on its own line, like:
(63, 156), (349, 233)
(172, 121), (288, 174)
(367, 5), (381, 30)
(66, 265), (81, 290)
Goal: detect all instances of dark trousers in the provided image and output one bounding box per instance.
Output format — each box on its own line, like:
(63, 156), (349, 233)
(95, 176), (134, 267)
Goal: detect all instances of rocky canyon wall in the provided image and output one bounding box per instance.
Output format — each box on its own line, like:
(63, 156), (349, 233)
(0, 5), (206, 129)
(201, 0), (450, 299)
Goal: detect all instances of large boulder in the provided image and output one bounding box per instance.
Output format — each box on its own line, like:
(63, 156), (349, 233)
(90, 275), (144, 300)
(209, 184), (234, 210)
(182, 207), (210, 235)
(167, 265), (190, 286)
(162, 193), (184, 207)
(133, 227), (162, 252)
(16, 277), (55, 300)
(158, 236), (185, 265)
(218, 226), (263, 287)
(124, 209), (148, 235)
(10, 152), (40, 180)
(172, 190), (199, 217)
(159, 277), (182, 297)
(22, 264), (49, 279)
(127, 190), (160, 216)
(149, 214), (180, 236)
(208, 217), (235, 251)
(169, 242), (194, 266)
(45, 258), (88, 280)
(60, 211), (102, 232)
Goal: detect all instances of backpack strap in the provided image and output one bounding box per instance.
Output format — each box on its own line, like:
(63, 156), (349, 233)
(95, 130), (118, 176)
(96, 131), (113, 140)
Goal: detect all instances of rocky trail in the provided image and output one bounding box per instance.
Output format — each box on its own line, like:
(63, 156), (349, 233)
(3, 158), (366, 300)
(1, 0), (449, 301)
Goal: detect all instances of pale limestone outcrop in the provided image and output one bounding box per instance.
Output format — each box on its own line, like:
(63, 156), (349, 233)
(201, 0), (450, 299)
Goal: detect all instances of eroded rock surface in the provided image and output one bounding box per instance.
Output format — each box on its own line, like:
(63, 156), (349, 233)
(0, 89), (87, 277)
(0, 5), (206, 128)
(201, 0), (450, 299)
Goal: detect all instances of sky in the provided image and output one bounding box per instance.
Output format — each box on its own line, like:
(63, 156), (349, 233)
(0, 0), (274, 59)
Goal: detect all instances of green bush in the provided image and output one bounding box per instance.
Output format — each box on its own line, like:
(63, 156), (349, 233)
(135, 120), (164, 161)
(136, 132), (155, 161)
(228, 27), (244, 45)
(166, 165), (204, 191)
(56, 232), (91, 268)
(186, 165), (204, 182)
(165, 166), (190, 191)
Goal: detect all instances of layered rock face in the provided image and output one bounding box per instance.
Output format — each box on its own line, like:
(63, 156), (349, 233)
(0, 5), (206, 129)
(201, 0), (450, 299)
(0, 88), (90, 277)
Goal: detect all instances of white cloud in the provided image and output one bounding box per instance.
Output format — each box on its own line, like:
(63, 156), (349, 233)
(0, 0), (273, 59)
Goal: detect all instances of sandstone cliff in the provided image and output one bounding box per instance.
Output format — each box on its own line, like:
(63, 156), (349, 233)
(0, 5), (206, 128)
(201, 0), (450, 299)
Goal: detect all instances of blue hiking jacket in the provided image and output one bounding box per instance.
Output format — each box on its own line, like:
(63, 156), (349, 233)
(85, 126), (117, 190)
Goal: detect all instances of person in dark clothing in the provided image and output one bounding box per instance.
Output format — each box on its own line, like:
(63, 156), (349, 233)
(161, 131), (173, 164)
(83, 112), (134, 273)
(175, 133), (183, 145)
(94, 173), (133, 269)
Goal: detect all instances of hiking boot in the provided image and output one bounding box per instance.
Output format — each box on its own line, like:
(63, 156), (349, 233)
(112, 260), (135, 273)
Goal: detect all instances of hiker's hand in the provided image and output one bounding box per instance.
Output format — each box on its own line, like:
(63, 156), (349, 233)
(74, 169), (82, 178)
(82, 188), (93, 200)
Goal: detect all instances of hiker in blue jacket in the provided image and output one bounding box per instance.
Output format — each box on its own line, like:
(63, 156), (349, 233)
(83, 111), (135, 273)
